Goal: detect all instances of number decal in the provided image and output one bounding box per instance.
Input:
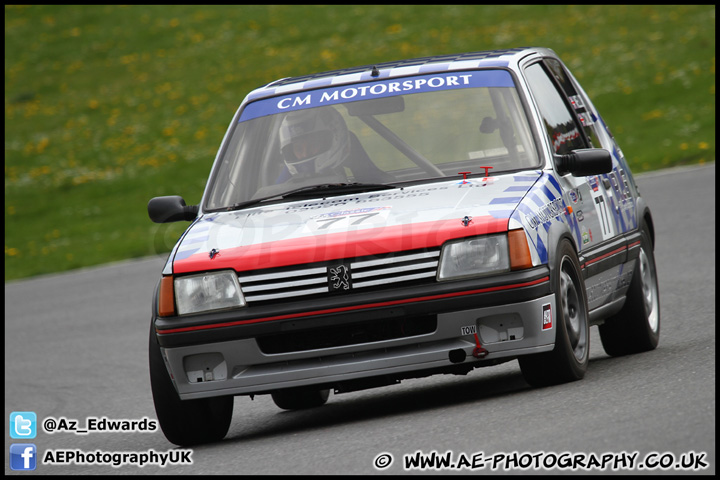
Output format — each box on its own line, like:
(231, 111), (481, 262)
(316, 217), (344, 230)
(349, 212), (380, 225)
(314, 212), (382, 230)
(593, 195), (614, 238)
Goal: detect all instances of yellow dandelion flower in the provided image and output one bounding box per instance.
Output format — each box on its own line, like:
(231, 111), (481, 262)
(36, 137), (50, 153)
(320, 49), (336, 62)
(642, 109), (664, 121)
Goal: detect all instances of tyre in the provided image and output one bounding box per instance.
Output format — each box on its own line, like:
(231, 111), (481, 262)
(599, 224), (660, 356)
(271, 387), (330, 410)
(149, 325), (233, 446)
(519, 239), (589, 387)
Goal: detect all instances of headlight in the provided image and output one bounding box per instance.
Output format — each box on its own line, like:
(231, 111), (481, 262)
(174, 270), (245, 315)
(438, 234), (510, 281)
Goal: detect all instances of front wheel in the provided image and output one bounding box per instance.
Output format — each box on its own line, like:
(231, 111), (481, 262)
(599, 224), (660, 356)
(519, 239), (589, 387)
(149, 325), (233, 446)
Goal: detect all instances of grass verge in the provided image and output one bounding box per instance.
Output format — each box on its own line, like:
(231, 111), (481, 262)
(5, 5), (715, 281)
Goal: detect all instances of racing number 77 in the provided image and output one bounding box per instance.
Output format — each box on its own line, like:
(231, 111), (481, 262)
(316, 212), (380, 229)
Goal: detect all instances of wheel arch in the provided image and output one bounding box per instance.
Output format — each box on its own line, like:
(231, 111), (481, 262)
(545, 222), (579, 292)
(636, 196), (655, 248)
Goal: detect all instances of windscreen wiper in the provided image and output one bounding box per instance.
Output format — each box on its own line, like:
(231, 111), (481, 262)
(225, 183), (397, 212)
(280, 182), (397, 198)
(225, 198), (271, 212)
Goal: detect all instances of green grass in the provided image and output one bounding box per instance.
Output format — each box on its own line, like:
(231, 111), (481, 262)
(5, 5), (715, 281)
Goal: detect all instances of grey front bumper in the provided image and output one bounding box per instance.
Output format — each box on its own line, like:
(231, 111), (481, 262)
(162, 293), (556, 400)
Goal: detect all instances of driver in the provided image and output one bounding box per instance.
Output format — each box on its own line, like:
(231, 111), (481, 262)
(276, 107), (351, 181)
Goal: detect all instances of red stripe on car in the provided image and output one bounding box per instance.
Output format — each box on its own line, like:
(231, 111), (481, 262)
(157, 275), (549, 335)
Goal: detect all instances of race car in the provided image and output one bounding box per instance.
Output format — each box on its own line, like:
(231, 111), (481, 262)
(148, 47), (660, 446)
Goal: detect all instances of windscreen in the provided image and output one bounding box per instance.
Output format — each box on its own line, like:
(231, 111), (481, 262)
(204, 69), (539, 211)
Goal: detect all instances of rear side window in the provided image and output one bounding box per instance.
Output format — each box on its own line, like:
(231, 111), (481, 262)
(524, 62), (586, 155)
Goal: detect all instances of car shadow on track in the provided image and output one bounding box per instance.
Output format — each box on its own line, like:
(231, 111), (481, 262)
(166, 346), (651, 449)
(221, 365), (533, 444)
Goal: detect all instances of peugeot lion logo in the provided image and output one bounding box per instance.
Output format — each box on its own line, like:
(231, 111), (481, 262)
(328, 264), (351, 292)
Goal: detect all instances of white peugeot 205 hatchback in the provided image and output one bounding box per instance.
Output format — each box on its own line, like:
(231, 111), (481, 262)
(148, 47), (660, 446)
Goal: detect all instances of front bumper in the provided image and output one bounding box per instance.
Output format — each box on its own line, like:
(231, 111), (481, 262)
(154, 267), (556, 399)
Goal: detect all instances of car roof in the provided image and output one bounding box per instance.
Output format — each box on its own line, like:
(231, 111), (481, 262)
(245, 47), (556, 103)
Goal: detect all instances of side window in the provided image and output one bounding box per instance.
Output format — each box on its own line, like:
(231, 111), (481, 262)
(524, 62), (586, 155)
(544, 58), (602, 148)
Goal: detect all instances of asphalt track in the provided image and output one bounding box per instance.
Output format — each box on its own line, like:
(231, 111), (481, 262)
(5, 163), (715, 475)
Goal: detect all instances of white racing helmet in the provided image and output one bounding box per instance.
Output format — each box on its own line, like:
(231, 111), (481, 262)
(279, 107), (350, 176)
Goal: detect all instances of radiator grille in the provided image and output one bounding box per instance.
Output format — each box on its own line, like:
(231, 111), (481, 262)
(237, 249), (440, 304)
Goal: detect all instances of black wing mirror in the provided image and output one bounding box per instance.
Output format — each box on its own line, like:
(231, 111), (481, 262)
(148, 196), (198, 223)
(555, 148), (612, 176)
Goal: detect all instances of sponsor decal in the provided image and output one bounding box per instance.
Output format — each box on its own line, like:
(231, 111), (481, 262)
(585, 265), (633, 305)
(618, 168), (632, 199)
(240, 70), (515, 122)
(455, 178), (496, 188)
(542, 303), (553, 330)
(310, 206), (390, 231)
(581, 227), (592, 245)
(568, 94), (585, 111)
(279, 74), (475, 110)
(588, 176), (600, 192)
(577, 111), (594, 126)
(523, 198), (565, 230)
(312, 206), (390, 220)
